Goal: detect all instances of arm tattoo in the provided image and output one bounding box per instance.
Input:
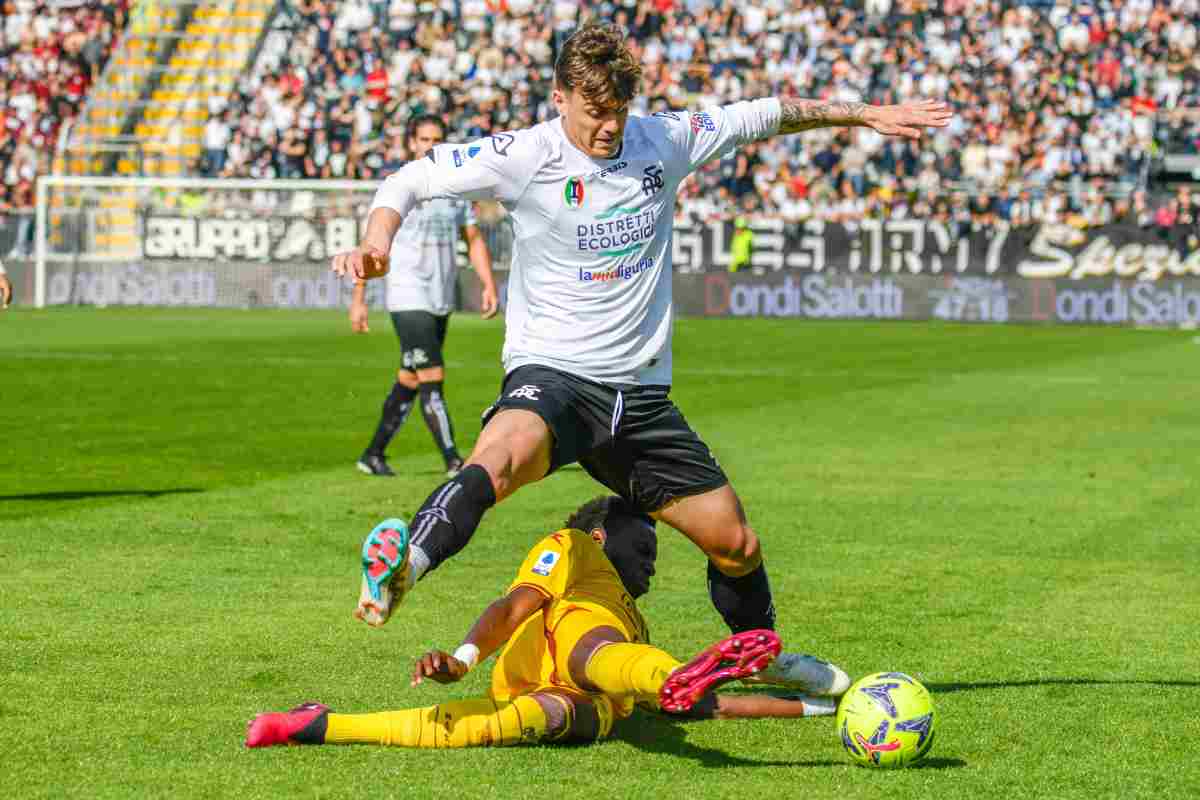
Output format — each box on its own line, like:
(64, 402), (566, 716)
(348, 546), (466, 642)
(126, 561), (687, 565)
(777, 98), (869, 134)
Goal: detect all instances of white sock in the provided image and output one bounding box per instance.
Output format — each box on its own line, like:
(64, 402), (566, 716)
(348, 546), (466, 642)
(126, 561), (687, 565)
(408, 544), (431, 586)
(770, 693), (838, 717)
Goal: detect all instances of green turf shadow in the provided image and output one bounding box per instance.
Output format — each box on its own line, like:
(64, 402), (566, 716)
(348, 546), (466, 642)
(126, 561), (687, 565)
(0, 488), (203, 502)
(930, 678), (1200, 693)
(613, 711), (845, 768)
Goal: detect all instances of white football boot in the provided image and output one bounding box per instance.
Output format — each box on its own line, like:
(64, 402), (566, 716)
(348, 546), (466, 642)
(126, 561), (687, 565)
(742, 651), (852, 697)
(355, 519), (412, 627)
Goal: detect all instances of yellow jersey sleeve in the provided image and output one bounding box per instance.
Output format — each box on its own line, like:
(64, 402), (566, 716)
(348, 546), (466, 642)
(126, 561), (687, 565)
(508, 529), (590, 601)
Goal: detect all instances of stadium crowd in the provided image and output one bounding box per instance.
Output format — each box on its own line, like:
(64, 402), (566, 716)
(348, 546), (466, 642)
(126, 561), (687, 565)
(0, 0), (127, 256)
(4, 0), (1200, 253)
(200, 0), (1200, 230)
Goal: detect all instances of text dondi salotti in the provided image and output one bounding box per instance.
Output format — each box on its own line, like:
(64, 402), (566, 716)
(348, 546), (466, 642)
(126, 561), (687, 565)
(703, 274), (904, 319)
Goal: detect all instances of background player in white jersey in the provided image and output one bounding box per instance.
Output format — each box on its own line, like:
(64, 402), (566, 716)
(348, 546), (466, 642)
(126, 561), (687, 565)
(333, 23), (951, 694)
(350, 115), (500, 479)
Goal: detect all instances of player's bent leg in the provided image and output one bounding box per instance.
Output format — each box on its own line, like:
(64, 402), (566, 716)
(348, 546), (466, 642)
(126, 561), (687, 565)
(583, 641), (682, 701)
(528, 692), (615, 744)
(658, 629), (781, 713)
(465, 409), (553, 502)
(655, 484), (775, 631)
(567, 626), (683, 703)
(657, 485), (851, 696)
(655, 483), (762, 577)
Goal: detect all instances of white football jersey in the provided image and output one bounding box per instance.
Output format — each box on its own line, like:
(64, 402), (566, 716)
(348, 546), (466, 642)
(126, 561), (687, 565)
(385, 196), (476, 315)
(371, 99), (781, 385)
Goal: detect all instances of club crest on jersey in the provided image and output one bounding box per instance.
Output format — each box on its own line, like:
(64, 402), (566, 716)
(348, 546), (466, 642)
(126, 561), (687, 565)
(564, 178), (586, 208)
(531, 549), (561, 576)
(690, 112), (716, 133)
(642, 164), (664, 197)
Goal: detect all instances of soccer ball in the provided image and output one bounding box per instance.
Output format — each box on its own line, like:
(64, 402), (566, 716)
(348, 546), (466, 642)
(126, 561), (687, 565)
(835, 672), (936, 768)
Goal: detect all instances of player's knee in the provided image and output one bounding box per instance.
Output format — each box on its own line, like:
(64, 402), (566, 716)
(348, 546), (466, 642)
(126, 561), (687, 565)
(529, 693), (611, 744)
(416, 366), (444, 383)
(567, 627), (627, 690)
(708, 524), (761, 577)
(528, 692), (572, 741)
(468, 413), (552, 499)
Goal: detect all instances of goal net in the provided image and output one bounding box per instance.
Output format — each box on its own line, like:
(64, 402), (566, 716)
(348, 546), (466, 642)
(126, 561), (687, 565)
(33, 176), (512, 309)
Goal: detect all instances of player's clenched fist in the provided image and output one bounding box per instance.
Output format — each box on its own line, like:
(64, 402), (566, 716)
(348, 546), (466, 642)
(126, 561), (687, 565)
(331, 245), (390, 281)
(411, 650), (469, 686)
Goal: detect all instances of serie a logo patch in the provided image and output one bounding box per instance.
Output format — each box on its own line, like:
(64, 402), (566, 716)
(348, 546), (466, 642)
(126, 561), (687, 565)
(531, 550), (561, 576)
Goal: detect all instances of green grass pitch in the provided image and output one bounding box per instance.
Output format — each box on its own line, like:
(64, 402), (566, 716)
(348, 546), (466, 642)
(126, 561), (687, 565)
(2, 307), (1199, 798)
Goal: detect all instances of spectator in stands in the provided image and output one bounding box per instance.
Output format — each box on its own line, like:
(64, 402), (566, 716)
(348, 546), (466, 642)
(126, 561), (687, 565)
(6, 176), (33, 259)
(204, 111), (233, 177)
(10, 0), (1196, 239)
(1172, 186), (1196, 255)
(0, 256), (11, 308)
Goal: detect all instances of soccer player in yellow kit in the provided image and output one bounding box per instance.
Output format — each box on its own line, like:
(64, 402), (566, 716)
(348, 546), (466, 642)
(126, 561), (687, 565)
(246, 496), (832, 749)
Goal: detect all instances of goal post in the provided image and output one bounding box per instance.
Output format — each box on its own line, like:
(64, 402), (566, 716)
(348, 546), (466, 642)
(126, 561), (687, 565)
(32, 175), (512, 309)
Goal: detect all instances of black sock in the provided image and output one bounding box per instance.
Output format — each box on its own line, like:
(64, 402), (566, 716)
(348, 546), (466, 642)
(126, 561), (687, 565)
(707, 561), (776, 633)
(289, 708), (329, 745)
(365, 382), (416, 455)
(409, 464), (496, 577)
(418, 381), (459, 463)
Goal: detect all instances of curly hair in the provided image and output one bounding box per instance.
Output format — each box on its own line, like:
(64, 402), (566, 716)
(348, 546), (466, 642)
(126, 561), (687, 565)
(564, 495), (646, 535)
(554, 22), (642, 107)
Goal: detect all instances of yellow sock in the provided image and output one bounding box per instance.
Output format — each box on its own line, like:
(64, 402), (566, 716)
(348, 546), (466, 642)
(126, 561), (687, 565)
(583, 643), (681, 701)
(324, 696), (548, 748)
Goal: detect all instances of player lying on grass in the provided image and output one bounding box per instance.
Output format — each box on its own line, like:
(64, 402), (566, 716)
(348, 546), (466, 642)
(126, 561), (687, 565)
(246, 496), (837, 749)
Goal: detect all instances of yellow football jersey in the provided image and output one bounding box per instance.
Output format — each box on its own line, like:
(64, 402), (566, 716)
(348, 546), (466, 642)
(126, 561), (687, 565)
(489, 528), (649, 717)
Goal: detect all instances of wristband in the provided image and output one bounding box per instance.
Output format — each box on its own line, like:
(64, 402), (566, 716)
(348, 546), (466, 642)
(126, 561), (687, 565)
(453, 643), (480, 670)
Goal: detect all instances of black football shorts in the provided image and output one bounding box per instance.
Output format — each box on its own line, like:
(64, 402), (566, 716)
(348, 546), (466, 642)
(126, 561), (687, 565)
(390, 310), (450, 370)
(482, 364), (728, 513)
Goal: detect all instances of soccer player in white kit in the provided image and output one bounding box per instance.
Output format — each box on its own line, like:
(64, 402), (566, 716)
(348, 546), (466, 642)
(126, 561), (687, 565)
(334, 23), (951, 694)
(351, 115), (500, 479)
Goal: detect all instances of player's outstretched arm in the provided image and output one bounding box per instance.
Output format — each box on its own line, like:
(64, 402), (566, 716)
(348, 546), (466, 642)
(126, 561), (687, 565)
(410, 585), (548, 686)
(775, 97), (952, 139)
(331, 207), (400, 282)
